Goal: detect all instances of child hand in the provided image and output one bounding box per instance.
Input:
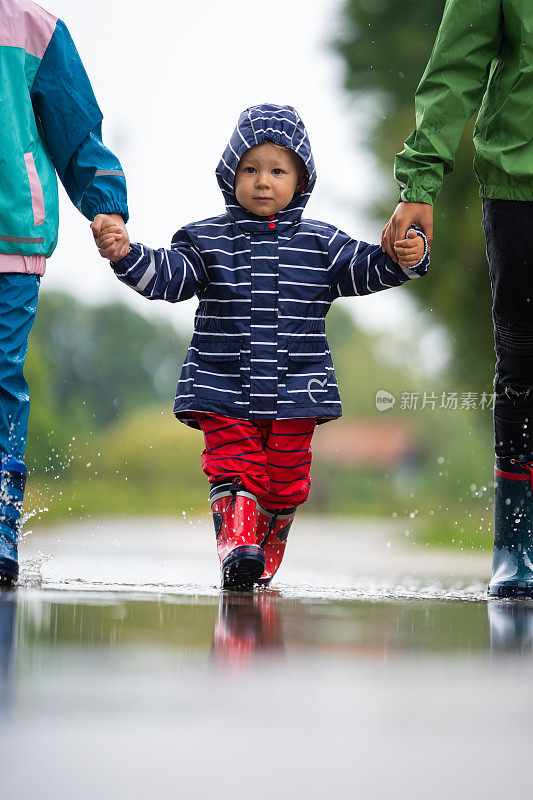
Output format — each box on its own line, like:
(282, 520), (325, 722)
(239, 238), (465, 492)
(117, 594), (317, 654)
(91, 213), (131, 261)
(393, 229), (424, 268)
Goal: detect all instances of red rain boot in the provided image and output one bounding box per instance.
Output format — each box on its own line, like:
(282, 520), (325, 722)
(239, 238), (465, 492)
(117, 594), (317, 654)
(212, 592), (284, 668)
(255, 504), (296, 586)
(210, 480), (265, 591)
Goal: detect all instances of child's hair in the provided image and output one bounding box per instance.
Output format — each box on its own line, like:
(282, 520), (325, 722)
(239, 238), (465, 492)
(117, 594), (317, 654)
(266, 140), (308, 191)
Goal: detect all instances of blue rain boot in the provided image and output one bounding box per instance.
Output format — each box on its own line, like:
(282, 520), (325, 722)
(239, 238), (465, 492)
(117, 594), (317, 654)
(488, 455), (533, 598)
(0, 457), (27, 587)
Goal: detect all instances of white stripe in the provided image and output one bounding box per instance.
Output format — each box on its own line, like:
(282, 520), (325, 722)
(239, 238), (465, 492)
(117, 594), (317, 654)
(176, 260), (187, 300)
(164, 250), (171, 282)
(288, 372), (329, 377)
(205, 249), (249, 256)
(124, 249), (145, 276)
(279, 245), (327, 254)
(350, 253), (358, 295)
(374, 262), (395, 289)
(182, 250), (199, 283)
(279, 231), (330, 240)
(196, 369), (241, 378)
(194, 384), (241, 395)
(194, 221), (238, 228)
(196, 234), (244, 241)
(279, 281), (325, 288)
(257, 127), (292, 142)
(286, 333), (327, 338)
(198, 315), (248, 320)
(208, 263), (250, 272)
(210, 281), (251, 287)
(279, 315), (324, 321)
(220, 156), (235, 176)
(199, 332), (247, 337)
(236, 121), (249, 147)
(297, 222), (332, 232)
(249, 114), (298, 125)
(327, 240), (352, 271)
(279, 298), (329, 304)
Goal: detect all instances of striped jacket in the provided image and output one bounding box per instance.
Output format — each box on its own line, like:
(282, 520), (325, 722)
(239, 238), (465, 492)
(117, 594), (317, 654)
(112, 104), (429, 427)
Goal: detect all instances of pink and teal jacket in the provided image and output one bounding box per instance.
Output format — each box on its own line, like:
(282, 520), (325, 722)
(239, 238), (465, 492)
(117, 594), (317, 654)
(0, 0), (128, 275)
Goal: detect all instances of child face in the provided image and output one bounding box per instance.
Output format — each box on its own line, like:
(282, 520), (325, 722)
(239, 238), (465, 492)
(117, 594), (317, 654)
(234, 142), (302, 217)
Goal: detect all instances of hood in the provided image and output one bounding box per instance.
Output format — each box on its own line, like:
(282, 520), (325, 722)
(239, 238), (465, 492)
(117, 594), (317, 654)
(216, 104), (316, 235)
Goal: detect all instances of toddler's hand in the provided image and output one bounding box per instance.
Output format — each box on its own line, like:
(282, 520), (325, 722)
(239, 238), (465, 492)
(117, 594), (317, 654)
(91, 213), (131, 261)
(394, 229), (424, 268)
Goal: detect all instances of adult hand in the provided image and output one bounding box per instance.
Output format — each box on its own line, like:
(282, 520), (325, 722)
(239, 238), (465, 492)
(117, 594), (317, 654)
(91, 213), (130, 261)
(381, 202), (433, 263)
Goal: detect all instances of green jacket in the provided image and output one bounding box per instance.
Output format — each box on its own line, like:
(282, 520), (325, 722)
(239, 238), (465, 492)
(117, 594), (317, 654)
(395, 0), (533, 205)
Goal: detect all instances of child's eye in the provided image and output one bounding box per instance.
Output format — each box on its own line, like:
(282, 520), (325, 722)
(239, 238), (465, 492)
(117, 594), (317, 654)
(272, 168), (284, 175)
(244, 167), (256, 174)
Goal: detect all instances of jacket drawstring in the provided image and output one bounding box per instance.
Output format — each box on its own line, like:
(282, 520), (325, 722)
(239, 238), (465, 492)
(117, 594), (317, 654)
(260, 510), (279, 548)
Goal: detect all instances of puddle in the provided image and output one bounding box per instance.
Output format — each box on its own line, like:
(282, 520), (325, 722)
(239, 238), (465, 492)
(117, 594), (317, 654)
(1, 518), (530, 800)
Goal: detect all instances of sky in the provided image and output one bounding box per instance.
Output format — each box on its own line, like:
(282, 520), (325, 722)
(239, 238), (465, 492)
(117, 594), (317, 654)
(44, 0), (417, 338)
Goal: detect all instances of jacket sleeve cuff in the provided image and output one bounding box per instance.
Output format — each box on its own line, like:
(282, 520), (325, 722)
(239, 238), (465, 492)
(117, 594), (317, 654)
(91, 204), (129, 223)
(397, 187), (436, 206)
(397, 226), (430, 278)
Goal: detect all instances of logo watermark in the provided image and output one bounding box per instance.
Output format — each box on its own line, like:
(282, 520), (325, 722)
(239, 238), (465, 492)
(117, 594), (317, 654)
(375, 390), (495, 411)
(375, 389), (396, 412)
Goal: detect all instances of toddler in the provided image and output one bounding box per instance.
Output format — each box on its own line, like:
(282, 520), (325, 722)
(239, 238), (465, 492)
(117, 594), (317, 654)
(95, 104), (428, 590)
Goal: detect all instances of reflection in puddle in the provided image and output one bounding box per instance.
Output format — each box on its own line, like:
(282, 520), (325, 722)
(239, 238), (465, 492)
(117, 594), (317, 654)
(1, 588), (533, 799)
(213, 593), (284, 668)
(0, 595), (16, 713)
(0, 588), (531, 676)
(0, 588), (533, 710)
(488, 600), (533, 654)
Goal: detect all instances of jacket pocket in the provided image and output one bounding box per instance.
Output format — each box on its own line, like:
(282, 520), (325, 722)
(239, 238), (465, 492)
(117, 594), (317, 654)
(284, 336), (329, 406)
(193, 335), (243, 402)
(23, 154), (45, 227)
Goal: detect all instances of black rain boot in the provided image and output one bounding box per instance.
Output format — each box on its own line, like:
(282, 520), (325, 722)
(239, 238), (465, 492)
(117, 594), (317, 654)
(488, 455), (533, 598)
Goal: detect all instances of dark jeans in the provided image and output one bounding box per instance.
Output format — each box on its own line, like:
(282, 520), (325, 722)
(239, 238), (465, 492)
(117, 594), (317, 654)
(483, 198), (533, 459)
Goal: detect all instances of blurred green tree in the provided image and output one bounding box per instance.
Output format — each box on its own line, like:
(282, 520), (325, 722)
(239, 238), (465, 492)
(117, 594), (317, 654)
(334, 0), (494, 390)
(25, 291), (189, 471)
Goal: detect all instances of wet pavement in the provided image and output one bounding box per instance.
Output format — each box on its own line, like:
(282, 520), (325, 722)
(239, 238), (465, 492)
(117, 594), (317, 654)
(1, 517), (532, 799)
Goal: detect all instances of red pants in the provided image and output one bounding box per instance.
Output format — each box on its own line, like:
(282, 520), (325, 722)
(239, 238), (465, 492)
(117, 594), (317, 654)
(193, 414), (316, 509)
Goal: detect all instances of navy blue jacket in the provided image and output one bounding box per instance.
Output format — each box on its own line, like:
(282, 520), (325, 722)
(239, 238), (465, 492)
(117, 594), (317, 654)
(111, 104), (429, 428)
